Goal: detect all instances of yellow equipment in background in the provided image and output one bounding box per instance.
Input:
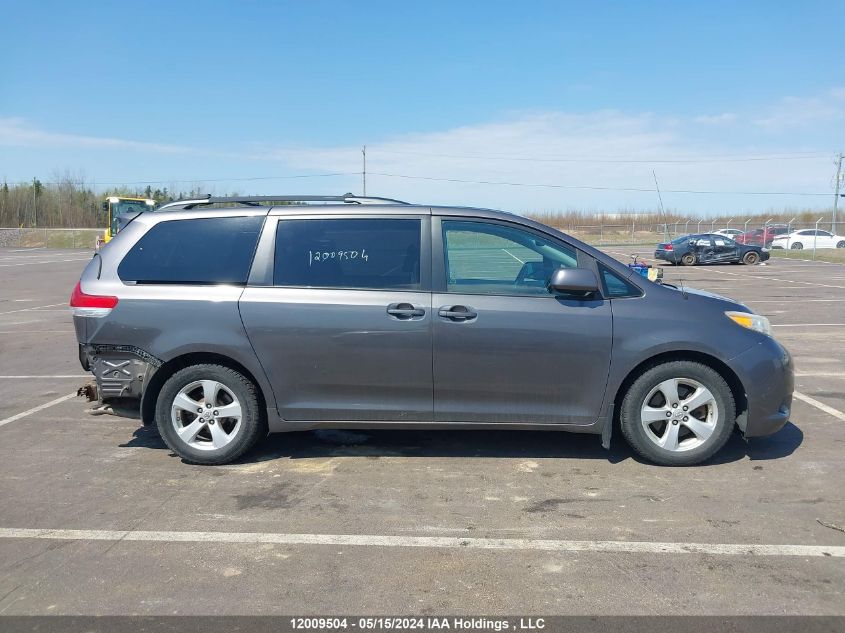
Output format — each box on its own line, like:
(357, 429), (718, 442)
(96, 196), (155, 250)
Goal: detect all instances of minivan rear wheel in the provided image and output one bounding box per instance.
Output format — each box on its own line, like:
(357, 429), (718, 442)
(156, 364), (266, 465)
(619, 361), (735, 466)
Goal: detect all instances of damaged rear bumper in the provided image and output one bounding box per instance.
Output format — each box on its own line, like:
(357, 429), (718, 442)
(78, 344), (162, 402)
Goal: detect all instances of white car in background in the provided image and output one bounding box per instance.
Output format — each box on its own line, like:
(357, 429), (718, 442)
(713, 228), (744, 238)
(771, 229), (845, 250)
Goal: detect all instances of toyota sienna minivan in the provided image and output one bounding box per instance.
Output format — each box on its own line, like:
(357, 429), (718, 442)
(71, 195), (793, 466)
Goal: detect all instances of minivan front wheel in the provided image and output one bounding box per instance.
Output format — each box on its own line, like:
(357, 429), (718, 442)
(620, 361), (735, 466)
(156, 364), (266, 465)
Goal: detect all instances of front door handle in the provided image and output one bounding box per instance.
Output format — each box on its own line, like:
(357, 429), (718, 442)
(438, 305), (477, 321)
(387, 303), (426, 319)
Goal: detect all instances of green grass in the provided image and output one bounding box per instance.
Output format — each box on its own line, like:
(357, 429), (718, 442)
(769, 248), (845, 264)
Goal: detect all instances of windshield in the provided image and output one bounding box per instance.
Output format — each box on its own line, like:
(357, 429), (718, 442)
(110, 200), (153, 234)
(113, 200), (152, 216)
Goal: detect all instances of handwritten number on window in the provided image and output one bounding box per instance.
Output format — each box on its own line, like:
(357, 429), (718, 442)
(308, 249), (369, 266)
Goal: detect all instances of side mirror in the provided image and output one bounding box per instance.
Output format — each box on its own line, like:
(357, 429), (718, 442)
(547, 268), (599, 296)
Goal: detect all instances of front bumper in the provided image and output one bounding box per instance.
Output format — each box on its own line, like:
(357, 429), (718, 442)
(730, 337), (793, 437)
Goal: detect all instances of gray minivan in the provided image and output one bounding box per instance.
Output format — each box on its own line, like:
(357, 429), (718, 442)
(71, 195), (793, 466)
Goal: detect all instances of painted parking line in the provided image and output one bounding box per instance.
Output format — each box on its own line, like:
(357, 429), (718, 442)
(795, 372), (845, 378)
(0, 374), (88, 380)
(771, 324), (845, 328)
(0, 303), (66, 315)
(0, 330), (74, 334)
(0, 527), (843, 557)
(672, 268), (845, 290)
(0, 257), (92, 268)
(748, 299), (845, 303)
(0, 393), (78, 429)
(0, 375), (87, 379)
(0, 319), (68, 327)
(793, 391), (845, 422)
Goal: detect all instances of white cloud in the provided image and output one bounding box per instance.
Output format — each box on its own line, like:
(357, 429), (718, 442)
(256, 109), (835, 213)
(693, 113), (737, 125)
(0, 88), (841, 214)
(753, 88), (845, 130)
(0, 117), (191, 154)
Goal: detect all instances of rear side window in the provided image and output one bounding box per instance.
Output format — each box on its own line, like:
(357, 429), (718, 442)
(118, 216), (264, 284)
(274, 218), (421, 289)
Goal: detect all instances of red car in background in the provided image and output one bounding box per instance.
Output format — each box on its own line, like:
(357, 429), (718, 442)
(735, 225), (789, 246)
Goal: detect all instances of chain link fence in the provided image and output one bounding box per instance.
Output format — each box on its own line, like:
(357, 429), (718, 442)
(0, 228), (102, 249)
(2, 220), (842, 261)
(554, 220), (843, 247)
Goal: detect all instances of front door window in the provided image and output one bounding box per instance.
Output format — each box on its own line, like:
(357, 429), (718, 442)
(442, 220), (578, 296)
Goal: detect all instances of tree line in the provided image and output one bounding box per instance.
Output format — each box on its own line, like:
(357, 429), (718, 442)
(0, 174), (836, 230)
(0, 176), (215, 228)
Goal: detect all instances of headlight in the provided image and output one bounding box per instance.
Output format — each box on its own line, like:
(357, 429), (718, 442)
(725, 311), (772, 336)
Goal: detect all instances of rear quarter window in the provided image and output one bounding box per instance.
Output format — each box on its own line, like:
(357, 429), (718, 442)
(118, 216), (265, 284)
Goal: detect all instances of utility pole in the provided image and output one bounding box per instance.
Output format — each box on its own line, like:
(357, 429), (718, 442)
(362, 145), (367, 196)
(833, 152), (843, 234)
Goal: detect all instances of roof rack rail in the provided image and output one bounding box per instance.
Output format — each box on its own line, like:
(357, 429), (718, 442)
(156, 193), (409, 211)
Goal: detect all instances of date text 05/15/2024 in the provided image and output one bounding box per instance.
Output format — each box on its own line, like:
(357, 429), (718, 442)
(289, 617), (546, 631)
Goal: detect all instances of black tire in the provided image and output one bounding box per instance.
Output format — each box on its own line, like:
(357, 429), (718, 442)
(791, 242), (803, 250)
(680, 253), (697, 266)
(837, 241), (845, 249)
(620, 361), (736, 466)
(155, 364), (266, 465)
(742, 251), (760, 265)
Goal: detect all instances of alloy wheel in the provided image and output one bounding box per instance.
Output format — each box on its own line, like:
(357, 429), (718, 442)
(170, 380), (242, 451)
(640, 377), (719, 452)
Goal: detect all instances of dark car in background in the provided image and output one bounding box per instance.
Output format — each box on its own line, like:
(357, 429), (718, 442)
(654, 234), (770, 266)
(735, 225), (789, 247)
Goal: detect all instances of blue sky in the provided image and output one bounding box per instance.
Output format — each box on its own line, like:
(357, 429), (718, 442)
(2, 0), (844, 215)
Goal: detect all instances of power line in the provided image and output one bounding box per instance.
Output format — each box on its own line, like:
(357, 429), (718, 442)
(4, 169), (833, 197)
(369, 172), (832, 196)
(4, 172), (359, 186)
(372, 149), (832, 164)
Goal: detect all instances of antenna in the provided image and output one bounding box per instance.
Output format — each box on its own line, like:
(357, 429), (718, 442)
(362, 145), (367, 196)
(653, 170), (669, 242)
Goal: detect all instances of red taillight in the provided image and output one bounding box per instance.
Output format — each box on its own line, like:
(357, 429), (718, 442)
(70, 281), (118, 315)
(664, 244), (673, 251)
